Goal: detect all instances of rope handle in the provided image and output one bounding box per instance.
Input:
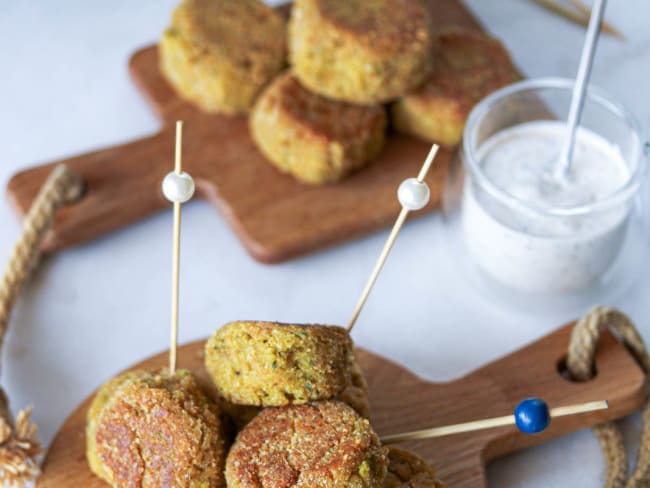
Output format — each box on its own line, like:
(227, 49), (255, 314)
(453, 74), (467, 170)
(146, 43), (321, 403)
(567, 306), (650, 488)
(0, 165), (82, 486)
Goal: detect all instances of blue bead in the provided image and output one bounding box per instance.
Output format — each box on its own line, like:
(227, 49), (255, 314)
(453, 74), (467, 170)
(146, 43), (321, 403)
(514, 398), (550, 434)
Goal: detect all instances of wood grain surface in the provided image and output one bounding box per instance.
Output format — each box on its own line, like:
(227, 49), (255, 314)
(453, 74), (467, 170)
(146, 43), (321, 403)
(37, 322), (645, 487)
(7, 0), (486, 263)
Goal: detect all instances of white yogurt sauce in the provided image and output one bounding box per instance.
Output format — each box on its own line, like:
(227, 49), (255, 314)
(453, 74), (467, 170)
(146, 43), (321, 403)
(461, 120), (631, 293)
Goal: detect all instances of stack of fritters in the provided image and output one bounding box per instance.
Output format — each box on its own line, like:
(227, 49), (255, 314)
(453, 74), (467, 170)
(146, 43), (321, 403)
(204, 320), (443, 487)
(160, 0), (519, 185)
(86, 321), (443, 487)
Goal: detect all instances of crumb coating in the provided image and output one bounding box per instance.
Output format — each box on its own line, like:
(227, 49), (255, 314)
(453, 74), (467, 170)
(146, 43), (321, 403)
(205, 321), (355, 406)
(289, 0), (434, 104)
(91, 369), (226, 487)
(384, 447), (443, 488)
(160, 0), (286, 114)
(226, 401), (388, 487)
(392, 30), (520, 147)
(250, 72), (386, 184)
(219, 359), (371, 430)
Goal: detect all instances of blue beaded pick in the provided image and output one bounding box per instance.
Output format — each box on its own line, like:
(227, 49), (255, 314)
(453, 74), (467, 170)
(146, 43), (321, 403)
(514, 398), (551, 434)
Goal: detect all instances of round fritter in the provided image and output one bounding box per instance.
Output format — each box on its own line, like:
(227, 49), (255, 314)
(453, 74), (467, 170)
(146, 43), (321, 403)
(289, 0), (434, 104)
(226, 401), (388, 488)
(391, 30), (520, 147)
(219, 360), (371, 430)
(250, 72), (387, 184)
(160, 0), (286, 114)
(86, 370), (145, 479)
(205, 321), (356, 406)
(384, 447), (442, 488)
(91, 369), (227, 487)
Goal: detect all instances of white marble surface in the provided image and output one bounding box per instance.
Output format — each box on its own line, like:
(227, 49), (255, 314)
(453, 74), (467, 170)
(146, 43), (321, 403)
(0, 1), (649, 486)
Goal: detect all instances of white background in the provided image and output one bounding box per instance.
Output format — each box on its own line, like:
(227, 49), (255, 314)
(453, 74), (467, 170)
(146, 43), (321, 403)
(1, 1), (649, 486)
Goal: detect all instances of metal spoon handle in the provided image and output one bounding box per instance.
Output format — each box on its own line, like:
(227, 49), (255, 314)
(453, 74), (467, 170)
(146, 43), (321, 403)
(557, 0), (607, 178)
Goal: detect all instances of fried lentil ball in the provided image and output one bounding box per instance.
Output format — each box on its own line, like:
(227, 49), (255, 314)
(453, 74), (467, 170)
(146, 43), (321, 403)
(218, 360), (371, 430)
(89, 369), (227, 487)
(391, 30), (520, 147)
(384, 447), (443, 488)
(226, 401), (388, 488)
(205, 321), (356, 406)
(159, 0), (286, 114)
(289, 0), (434, 104)
(249, 72), (387, 184)
(86, 370), (145, 479)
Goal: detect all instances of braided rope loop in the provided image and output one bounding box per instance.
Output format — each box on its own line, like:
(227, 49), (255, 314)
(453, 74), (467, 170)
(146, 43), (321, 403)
(0, 165), (82, 486)
(567, 306), (650, 488)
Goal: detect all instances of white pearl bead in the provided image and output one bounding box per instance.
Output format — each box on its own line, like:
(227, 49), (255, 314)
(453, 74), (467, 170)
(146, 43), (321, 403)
(162, 171), (195, 203)
(398, 178), (430, 211)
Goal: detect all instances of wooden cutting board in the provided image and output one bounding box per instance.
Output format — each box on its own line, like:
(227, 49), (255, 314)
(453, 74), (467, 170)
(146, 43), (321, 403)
(37, 323), (645, 487)
(6, 0), (487, 263)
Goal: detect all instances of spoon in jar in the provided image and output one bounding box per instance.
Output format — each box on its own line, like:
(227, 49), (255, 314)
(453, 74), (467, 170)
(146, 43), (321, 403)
(554, 0), (607, 181)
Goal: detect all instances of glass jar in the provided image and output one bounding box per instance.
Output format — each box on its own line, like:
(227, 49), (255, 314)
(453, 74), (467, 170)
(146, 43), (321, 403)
(443, 78), (648, 308)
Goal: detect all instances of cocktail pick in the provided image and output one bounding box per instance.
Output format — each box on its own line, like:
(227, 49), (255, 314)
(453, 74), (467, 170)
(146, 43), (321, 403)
(161, 121), (195, 374)
(346, 144), (440, 332)
(381, 397), (608, 443)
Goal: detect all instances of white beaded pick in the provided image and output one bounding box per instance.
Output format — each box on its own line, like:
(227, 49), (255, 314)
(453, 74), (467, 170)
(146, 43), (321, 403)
(398, 177), (430, 211)
(162, 171), (195, 203)
(165, 120), (193, 375)
(347, 144), (439, 332)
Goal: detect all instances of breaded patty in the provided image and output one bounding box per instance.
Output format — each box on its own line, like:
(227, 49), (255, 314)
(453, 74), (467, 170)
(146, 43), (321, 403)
(289, 0), (433, 104)
(219, 360), (371, 430)
(160, 0), (286, 114)
(250, 72), (387, 184)
(392, 30), (520, 147)
(205, 321), (355, 406)
(91, 369), (226, 487)
(86, 370), (145, 479)
(226, 401), (388, 488)
(384, 447), (442, 488)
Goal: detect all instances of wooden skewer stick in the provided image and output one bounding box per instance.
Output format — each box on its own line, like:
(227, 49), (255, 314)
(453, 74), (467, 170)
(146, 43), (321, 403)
(531, 0), (624, 40)
(161, 121), (196, 375)
(346, 144), (440, 332)
(169, 122), (183, 374)
(381, 400), (609, 443)
(568, 0), (625, 40)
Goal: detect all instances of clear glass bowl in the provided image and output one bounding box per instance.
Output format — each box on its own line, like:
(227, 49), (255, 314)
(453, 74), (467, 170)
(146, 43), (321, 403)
(443, 78), (648, 312)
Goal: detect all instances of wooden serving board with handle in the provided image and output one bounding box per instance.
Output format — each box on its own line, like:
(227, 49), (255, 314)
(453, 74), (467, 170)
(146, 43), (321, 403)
(38, 322), (645, 487)
(6, 0), (488, 264)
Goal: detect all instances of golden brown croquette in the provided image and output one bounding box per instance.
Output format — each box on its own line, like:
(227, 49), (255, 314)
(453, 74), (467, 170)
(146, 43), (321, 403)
(391, 30), (520, 147)
(205, 321), (354, 406)
(384, 447), (443, 487)
(86, 370), (145, 480)
(289, 0), (434, 104)
(160, 0), (286, 114)
(91, 369), (227, 487)
(250, 72), (387, 184)
(205, 321), (356, 406)
(218, 360), (371, 430)
(226, 401), (388, 488)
